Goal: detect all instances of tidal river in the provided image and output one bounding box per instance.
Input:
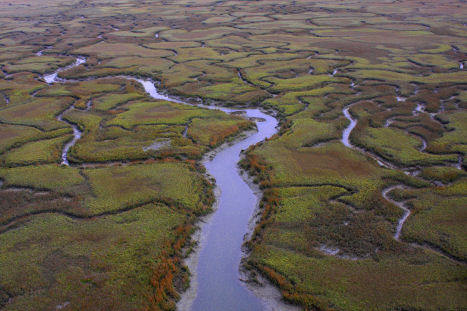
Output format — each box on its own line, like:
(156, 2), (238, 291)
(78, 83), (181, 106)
(137, 81), (295, 311)
(43, 57), (296, 310)
(182, 108), (281, 311)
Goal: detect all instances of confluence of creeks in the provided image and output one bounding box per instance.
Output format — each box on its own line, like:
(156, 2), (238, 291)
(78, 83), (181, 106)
(43, 55), (298, 311)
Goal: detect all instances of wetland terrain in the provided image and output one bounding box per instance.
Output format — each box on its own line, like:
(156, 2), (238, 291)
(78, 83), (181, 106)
(0, 0), (466, 310)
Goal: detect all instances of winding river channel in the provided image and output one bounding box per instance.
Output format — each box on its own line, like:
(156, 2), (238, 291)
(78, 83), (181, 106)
(44, 56), (297, 310)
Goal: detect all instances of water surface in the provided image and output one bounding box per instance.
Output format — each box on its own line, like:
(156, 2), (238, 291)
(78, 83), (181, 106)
(341, 106), (356, 148)
(189, 109), (278, 311)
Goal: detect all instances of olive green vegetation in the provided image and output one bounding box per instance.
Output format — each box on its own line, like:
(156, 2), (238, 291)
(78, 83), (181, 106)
(0, 135), (71, 166)
(0, 161), (212, 219)
(0, 161), (213, 310)
(0, 204), (187, 311)
(3, 56), (75, 74)
(0, 0), (466, 310)
(402, 179), (467, 261)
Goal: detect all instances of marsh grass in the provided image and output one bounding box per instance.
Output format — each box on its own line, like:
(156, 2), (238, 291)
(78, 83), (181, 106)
(0, 0), (465, 309)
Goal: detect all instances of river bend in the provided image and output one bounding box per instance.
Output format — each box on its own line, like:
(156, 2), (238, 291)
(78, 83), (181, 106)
(43, 56), (292, 310)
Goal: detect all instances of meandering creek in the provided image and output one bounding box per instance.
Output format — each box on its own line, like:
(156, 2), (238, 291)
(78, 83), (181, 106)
(381, 185), (411, 240)
(44, 56), (87, 165)
(56, 104), (82, 166)
(44, 56), (297, 310)
(342, 101), (417, 241)
(341, 95), (463, 248)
